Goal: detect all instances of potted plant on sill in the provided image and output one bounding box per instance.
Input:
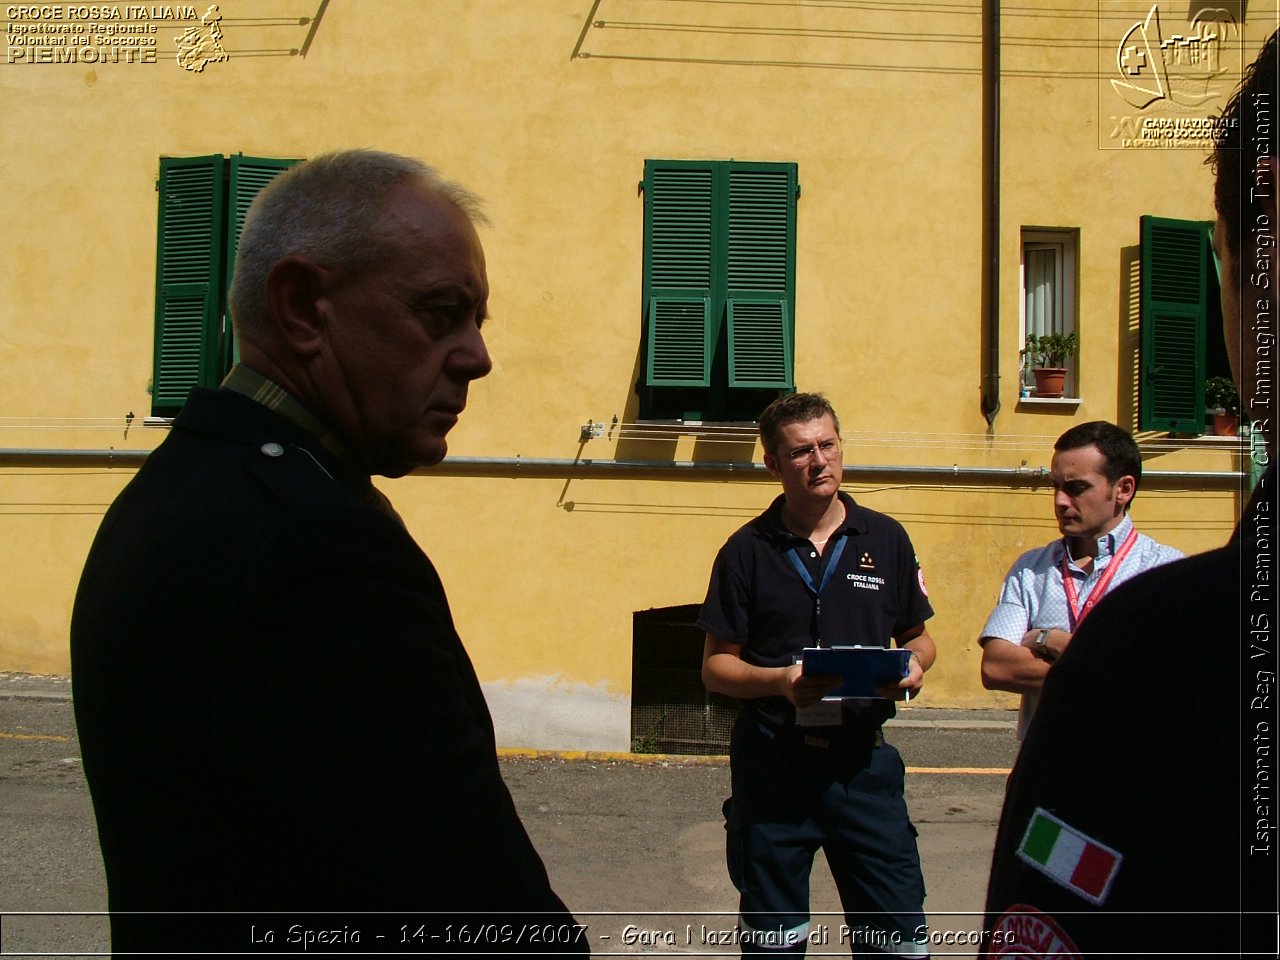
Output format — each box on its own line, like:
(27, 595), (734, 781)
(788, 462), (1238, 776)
(1205, 376), (1241, 436)
(1024, 331), (1078, 399)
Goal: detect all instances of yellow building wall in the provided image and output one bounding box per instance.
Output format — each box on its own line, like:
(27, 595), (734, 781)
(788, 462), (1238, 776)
(1, 1), (1271, 749)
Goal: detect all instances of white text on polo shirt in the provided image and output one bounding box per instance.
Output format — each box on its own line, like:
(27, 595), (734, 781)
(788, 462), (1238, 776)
(847, 573), (885, 590)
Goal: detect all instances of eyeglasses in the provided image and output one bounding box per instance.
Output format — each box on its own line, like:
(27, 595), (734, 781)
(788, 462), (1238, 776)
(785, 438), (842, 465)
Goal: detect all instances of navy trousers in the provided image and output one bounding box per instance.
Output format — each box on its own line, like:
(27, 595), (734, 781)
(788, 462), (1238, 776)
(724, 718), (929, 956)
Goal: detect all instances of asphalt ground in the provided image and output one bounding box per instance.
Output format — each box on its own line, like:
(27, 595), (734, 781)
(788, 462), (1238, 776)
(0, 673), (1019, 957)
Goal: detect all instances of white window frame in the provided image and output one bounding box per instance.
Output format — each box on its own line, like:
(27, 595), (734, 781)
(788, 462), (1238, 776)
(1019, 228), (1079, 399)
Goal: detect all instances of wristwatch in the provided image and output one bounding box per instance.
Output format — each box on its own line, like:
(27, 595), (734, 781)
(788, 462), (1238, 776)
(1033, 627), (1055, 662)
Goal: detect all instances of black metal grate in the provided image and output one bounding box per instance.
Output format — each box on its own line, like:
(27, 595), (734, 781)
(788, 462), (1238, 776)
(631, 605), (737, 755)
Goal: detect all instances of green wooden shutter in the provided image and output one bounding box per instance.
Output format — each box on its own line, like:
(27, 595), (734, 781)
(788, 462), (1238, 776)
(644, 163), (715, 387)
(726, 166), (795, 388)
(648, 297), (713, 384)
(152, 155), (227, 415)
(728, 300), (792, 387)
(227, 155), (297, 276)
(225, 155), (299, 366)
(1139, 216), (1208, 433)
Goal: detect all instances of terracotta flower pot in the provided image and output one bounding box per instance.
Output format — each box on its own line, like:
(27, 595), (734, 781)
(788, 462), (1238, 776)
(1032, 367), (1067, 399)
(1212, 412), (1240, 437)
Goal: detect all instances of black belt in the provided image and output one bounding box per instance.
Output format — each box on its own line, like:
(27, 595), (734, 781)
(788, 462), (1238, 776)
(800, 727), (884, 750)
(757, 720), (883, 750)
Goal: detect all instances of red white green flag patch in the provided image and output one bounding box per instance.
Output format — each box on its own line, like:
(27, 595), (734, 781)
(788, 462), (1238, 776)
(1017, 808), (1123, 905)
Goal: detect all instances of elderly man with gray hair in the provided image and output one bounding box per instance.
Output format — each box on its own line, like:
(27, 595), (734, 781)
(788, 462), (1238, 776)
(72, 150), (584, 954)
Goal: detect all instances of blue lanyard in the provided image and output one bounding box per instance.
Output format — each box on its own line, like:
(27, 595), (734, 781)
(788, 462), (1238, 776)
(785, 535), (847, 647)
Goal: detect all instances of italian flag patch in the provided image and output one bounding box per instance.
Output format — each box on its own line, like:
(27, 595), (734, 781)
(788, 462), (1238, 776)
(1016, 808), (1123, 905)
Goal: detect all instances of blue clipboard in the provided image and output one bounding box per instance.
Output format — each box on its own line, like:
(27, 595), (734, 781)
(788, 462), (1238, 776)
(801, 645), (912, 700)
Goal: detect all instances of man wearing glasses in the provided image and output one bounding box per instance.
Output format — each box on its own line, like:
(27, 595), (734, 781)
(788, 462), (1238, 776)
(699, 392), (936, 956)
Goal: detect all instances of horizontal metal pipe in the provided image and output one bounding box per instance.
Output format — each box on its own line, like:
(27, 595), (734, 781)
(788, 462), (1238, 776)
(430, 457), (1245, 487)
(0, 448), (1248, 486)
(0, 448), (150, 466)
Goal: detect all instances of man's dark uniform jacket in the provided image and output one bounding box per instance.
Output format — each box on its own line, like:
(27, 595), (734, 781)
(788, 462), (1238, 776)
(981, 463), (1277, 957)
(71, 387), (578, 952)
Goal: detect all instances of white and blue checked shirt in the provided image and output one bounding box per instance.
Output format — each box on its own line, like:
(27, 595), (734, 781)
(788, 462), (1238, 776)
(980, 514), (1183, 738)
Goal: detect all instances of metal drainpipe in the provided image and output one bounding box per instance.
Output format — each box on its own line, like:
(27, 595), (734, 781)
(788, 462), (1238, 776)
(980, 0), (1002, 427)
(0, 448), (1244, 485)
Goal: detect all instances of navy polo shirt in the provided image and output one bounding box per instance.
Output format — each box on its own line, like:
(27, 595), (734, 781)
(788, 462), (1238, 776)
(697, 491), (933, 732)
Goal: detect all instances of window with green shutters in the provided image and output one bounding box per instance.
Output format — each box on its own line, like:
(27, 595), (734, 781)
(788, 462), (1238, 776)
(1138, 215), (1218, 434)
(151, 154), (298, 417)
(640, 159), (797, 421)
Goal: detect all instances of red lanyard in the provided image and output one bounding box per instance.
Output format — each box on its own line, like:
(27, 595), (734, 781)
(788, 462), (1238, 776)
(1061, 526), (1138, 630)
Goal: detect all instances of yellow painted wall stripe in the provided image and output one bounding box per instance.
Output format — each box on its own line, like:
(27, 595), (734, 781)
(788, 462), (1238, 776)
(1, 737), (1011, 774)
(498, 747), (1010, 775)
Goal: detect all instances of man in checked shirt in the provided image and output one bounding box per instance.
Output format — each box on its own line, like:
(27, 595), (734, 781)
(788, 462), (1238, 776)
(977, 420), (1182, 739)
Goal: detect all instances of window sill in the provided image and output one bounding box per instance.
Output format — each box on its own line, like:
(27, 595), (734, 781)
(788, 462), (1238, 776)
(1016, 396), (1082, 409)
(1159, 432), (1249, 446)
